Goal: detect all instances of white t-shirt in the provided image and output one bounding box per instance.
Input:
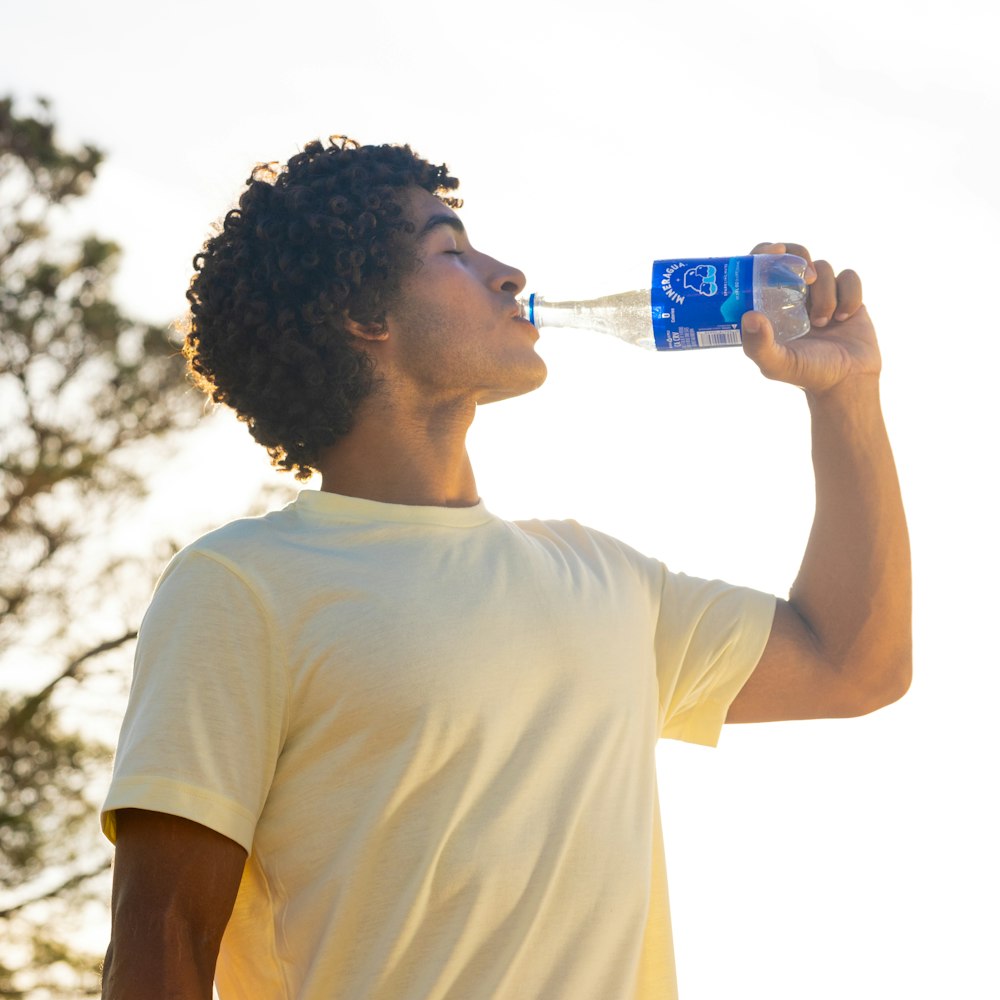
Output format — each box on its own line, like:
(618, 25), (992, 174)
(102, 490), (775, 999)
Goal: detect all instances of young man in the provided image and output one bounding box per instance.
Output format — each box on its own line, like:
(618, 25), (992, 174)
(100, 138), (911, 999)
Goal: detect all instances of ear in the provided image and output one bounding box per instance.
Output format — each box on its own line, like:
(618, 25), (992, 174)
(343, 314), (390, 342)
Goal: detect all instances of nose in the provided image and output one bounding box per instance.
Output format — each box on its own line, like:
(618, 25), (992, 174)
(489, 256), (527, 297)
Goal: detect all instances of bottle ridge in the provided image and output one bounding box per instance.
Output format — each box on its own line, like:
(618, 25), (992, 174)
(519, 254), (811, 351)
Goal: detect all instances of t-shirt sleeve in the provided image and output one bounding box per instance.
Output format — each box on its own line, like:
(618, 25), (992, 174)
(100, 548), (287, 853)
(654, 567), (776, 747)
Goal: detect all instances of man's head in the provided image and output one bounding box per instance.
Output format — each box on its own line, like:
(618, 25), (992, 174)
(183, 137), (461, 480)
(364, 185), (544, 414)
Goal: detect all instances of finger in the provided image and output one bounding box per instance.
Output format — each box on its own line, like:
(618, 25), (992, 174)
(808, 259), (837, 327)
(781, 243), (813, 266)
(750, 243), (817, 282)
(780, 243), (817, 283)
(834, 268), (863, 321)
(741, 309), (784, 379)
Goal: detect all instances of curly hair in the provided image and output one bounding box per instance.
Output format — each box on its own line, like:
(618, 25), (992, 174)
(183, 136), (461, 480)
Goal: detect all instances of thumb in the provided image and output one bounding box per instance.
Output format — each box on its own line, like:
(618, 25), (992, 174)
(741, 310), (784, 377)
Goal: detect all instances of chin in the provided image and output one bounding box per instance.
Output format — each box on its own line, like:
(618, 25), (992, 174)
(478, 359), (548, 405)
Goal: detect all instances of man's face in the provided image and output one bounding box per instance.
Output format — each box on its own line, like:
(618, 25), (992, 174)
(378, 187), (547, 407)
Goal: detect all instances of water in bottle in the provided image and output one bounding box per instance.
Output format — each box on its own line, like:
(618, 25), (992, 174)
(519, 254), (811, 351)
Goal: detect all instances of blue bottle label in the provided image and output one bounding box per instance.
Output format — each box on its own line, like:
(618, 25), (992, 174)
(649, 257), (754, 350)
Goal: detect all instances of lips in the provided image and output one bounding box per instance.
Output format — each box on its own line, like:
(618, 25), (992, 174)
(514, 315), (540, 342)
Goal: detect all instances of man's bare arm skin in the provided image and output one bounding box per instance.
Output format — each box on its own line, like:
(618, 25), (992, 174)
(102, 809), (247, 1000)
(726, 243), (912, 723)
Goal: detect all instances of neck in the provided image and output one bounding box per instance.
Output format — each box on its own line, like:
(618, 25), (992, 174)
(315, 392), (480, 508)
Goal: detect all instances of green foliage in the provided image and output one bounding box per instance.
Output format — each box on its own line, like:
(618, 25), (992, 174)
(0, 95), (197, 997)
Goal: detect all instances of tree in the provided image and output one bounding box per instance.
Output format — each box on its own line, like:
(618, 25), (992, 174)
(0, 95), (198, 997)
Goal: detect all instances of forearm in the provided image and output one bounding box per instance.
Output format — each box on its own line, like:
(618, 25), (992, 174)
(790, 374), (912, 707)
(102, 925), (218, 1000)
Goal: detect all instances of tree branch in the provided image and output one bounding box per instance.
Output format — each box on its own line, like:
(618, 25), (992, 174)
(2, 630), (137, 735)
(0, 856), (112, 919)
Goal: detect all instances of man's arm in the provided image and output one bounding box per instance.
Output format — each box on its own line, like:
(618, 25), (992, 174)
(102, 808), (247, 1000)
(726, 243), (912, 723)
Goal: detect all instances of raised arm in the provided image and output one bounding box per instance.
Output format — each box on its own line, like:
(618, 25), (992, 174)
(726, 243), (912, 723)
(102, 809), (247, 1000)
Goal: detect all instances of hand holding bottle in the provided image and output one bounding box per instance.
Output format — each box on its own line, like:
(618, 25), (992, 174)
(741, 242), (880, 398)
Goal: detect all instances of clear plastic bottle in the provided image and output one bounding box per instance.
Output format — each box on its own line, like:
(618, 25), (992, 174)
(519, 254), (811, 351)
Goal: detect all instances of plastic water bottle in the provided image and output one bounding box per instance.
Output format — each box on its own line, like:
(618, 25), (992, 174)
(518, 254), (811, 351)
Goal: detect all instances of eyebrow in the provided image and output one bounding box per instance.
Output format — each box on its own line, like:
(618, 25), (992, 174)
(416, 214), (466, 241)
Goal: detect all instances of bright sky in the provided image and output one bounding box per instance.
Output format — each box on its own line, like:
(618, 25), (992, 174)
(4, 1), (998, 996)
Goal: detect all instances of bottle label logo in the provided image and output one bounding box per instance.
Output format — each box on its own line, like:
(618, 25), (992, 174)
(682, 264), (718, 296)
(650, 256), (753, 350)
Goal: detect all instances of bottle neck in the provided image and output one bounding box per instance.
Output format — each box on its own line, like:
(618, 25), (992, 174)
(528, 295), (596, 331)
(526, 289), (652, 330)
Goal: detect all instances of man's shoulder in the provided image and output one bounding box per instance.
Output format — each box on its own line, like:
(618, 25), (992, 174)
(509, 516), (660, 573)
(511, 515), (599, 544)
(184, 509), (287, 561)
(512, 514), (629, 546)
(158, 505), (300, 592)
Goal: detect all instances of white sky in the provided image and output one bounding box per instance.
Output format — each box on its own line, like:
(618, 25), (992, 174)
(4, 1), (998, 996)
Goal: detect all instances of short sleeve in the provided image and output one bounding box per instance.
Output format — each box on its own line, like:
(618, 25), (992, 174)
(654, 568), (776, 747)
(100, 549), (287, 852)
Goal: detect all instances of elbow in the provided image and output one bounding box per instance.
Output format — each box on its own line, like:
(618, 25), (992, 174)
(845, 643), (912, 717)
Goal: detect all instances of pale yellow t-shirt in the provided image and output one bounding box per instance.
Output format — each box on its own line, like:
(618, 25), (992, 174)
(102, 490), (775, 999)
